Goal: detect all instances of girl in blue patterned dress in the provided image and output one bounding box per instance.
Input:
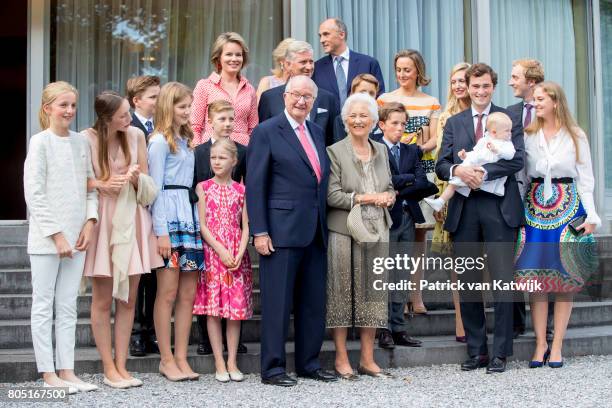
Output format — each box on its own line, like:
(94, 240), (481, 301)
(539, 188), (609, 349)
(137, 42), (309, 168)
(515, 82), (600, 368)
(149, 82), (204, 381)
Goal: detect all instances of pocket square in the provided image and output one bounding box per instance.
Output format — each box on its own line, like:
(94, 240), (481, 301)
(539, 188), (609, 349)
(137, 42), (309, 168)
(317, 108), (328, 114)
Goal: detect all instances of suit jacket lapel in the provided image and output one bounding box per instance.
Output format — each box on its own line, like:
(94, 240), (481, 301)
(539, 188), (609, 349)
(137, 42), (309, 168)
(346, 50), (360, 96)
(279, 116), (315, 174)
(203, 141), (214, 179)
(461, 110), (476, 145)
(398, 144), (409, 173)
(323, 55), (340, 97)
(310, 94), (320, 123)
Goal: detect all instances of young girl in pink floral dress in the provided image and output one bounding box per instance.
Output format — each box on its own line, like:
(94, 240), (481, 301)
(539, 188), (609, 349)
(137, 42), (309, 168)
(193, 138), (252, 382)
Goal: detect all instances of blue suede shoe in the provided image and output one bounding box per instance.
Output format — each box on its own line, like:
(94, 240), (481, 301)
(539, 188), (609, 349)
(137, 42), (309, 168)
(548, 360), (564, 368)
(529, 348), (550, 368)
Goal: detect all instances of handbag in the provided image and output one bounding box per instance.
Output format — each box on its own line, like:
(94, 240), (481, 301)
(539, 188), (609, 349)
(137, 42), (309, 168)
(346, 204), (380, 244)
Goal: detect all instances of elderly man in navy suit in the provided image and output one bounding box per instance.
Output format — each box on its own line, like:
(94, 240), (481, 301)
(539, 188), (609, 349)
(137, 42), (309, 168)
(313, 17), (385, 108)
(258, 40), (340, 146)
(247, 75), (337, 387)
(436, 63), (524, 374)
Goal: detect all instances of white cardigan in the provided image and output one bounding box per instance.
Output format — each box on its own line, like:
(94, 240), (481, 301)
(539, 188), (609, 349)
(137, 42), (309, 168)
(24, 130), (98, 254)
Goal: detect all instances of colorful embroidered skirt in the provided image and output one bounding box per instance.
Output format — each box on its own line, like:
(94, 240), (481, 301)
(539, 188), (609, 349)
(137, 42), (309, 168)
(514, 180), (597, 292)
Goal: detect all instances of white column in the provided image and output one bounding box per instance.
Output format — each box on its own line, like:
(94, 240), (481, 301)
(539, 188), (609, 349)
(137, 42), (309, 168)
(590, 1), (608, 232)
(290, 0), (307, 40)
(27, 0), (50, 139)
(471, 0), (491, 64)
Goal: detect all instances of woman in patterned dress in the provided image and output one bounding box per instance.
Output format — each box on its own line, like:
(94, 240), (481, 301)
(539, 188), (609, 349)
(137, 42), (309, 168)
(515, 82), (600, 368)
(432, 62), (471, 342)
(190, 32), (258, 146)
(377, 49), (441, 314)
(149, 82), (205, 381)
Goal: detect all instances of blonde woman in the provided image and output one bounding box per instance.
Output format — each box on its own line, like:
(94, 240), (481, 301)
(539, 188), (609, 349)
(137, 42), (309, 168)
(432, 62), (471, 343)
(149, 82), (205, 381)
(191, 32), (258, 146)
(515, 82), (600, 368)
(256, 37), (295, 101)
(24, 81), (98, 393)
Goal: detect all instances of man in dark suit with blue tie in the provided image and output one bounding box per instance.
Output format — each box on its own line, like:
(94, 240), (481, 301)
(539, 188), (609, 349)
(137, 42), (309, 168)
(247, 75), (337, 387)
(436, 63), (525, 374)
(507, 59), (545, 339)
(372, 102), (432, 350)
(258, 40), (340, 146)
(125, 75), (161, 357)
(313, 18), (385, 108)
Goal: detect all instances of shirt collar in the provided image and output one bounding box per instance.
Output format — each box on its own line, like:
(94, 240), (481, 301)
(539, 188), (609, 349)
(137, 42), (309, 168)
(471, 103), (492, 117)
(284, 109), (305, 130)
(209, 71), (247, 89)
(335, 47), (350, 62)
(133, 111), (152, 126)
(381, 136), (400, 150)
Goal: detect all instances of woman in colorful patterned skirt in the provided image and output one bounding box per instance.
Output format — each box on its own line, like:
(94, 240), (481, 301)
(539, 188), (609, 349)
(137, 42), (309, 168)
(515, 82), (600, 369)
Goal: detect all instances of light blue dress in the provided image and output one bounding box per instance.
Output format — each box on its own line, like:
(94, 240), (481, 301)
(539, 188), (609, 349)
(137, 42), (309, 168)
(148, 133), (204, 272)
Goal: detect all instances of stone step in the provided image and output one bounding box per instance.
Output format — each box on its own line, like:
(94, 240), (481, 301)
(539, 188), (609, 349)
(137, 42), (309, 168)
(1, 324), (612, 382)
(2, 301), (611, 349)
(0, 289), (263, 320)
(0, 221), (28, 245)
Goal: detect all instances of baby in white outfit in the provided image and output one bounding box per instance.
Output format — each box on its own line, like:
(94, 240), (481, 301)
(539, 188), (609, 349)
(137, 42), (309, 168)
(426, 112), (515, 212)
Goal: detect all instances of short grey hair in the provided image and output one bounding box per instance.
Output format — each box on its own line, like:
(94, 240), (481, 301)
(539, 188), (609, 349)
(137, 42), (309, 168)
(332, 17), (348, 37)
(285, 75), (318, 99)
(341, 93), (378, 133)
(285, 40), (314, 61)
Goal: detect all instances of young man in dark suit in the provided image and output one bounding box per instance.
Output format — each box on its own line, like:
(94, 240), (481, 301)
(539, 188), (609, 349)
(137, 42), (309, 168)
(507, 59), (546, 339)
(436, 63), (525, 374)
(192, 100), (247, 356)
(126, 75), (161, 357)
(313, 18), (385, 108)
(248, 75), (336, 386)
(258, 40), (340, 146)
(372, 102), (431, 350)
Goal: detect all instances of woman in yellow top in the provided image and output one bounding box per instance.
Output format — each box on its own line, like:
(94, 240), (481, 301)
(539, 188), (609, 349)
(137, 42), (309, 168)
(432, 62), (471, 342)
(377, 49), (440, 314)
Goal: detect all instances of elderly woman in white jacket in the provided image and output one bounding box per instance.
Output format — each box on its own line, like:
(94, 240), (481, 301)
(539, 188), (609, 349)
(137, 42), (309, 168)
(24, 82), (98, 393)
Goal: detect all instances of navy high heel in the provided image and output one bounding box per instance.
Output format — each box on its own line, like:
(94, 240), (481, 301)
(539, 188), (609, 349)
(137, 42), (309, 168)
(548, 359), (564, 368)
(529, 348), (550, 368)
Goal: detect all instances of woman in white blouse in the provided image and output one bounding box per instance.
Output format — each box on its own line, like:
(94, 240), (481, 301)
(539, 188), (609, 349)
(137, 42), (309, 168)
(24, 82), (98, 393)
(515, 81), (600, 369)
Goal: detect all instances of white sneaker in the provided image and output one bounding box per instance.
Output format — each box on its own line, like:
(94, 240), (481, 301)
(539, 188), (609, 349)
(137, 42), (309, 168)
(61, 380), (99, 392)
(43, 381), (78, 395)
(424, 197), (444, 212)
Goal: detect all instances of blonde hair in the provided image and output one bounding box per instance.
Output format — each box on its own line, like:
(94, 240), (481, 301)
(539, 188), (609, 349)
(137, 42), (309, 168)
(486, 112), (513, 135)
(207, 100), (234, 120)
(512, 59), (545, 84)
(93, 91), (131, 181)
(444, 62), (471, 117)
(39, 81), (79, 130)
(525, 81), (582, 161)
(271, 38), (295, 77)
(210, 32), (249, 74)
(154, 82), (195, 154)
(394, 49), (431, 86)
(211, 137), (238, 160)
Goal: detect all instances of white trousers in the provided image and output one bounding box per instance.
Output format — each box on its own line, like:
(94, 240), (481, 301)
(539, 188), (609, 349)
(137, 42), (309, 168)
(30, 252), (84, 373)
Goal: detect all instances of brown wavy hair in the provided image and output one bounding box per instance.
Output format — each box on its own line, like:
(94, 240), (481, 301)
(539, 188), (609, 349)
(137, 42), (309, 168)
(154, 82), (194, 154)
(93, 91), (130, 181)
(394, 49), (431, 87)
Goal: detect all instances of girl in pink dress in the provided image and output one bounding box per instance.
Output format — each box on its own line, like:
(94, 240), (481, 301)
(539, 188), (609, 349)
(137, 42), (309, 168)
(193, 138), (252, 382)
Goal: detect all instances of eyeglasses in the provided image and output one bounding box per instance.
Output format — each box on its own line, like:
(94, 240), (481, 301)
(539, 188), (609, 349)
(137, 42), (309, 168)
(286, 91), (314, 103)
